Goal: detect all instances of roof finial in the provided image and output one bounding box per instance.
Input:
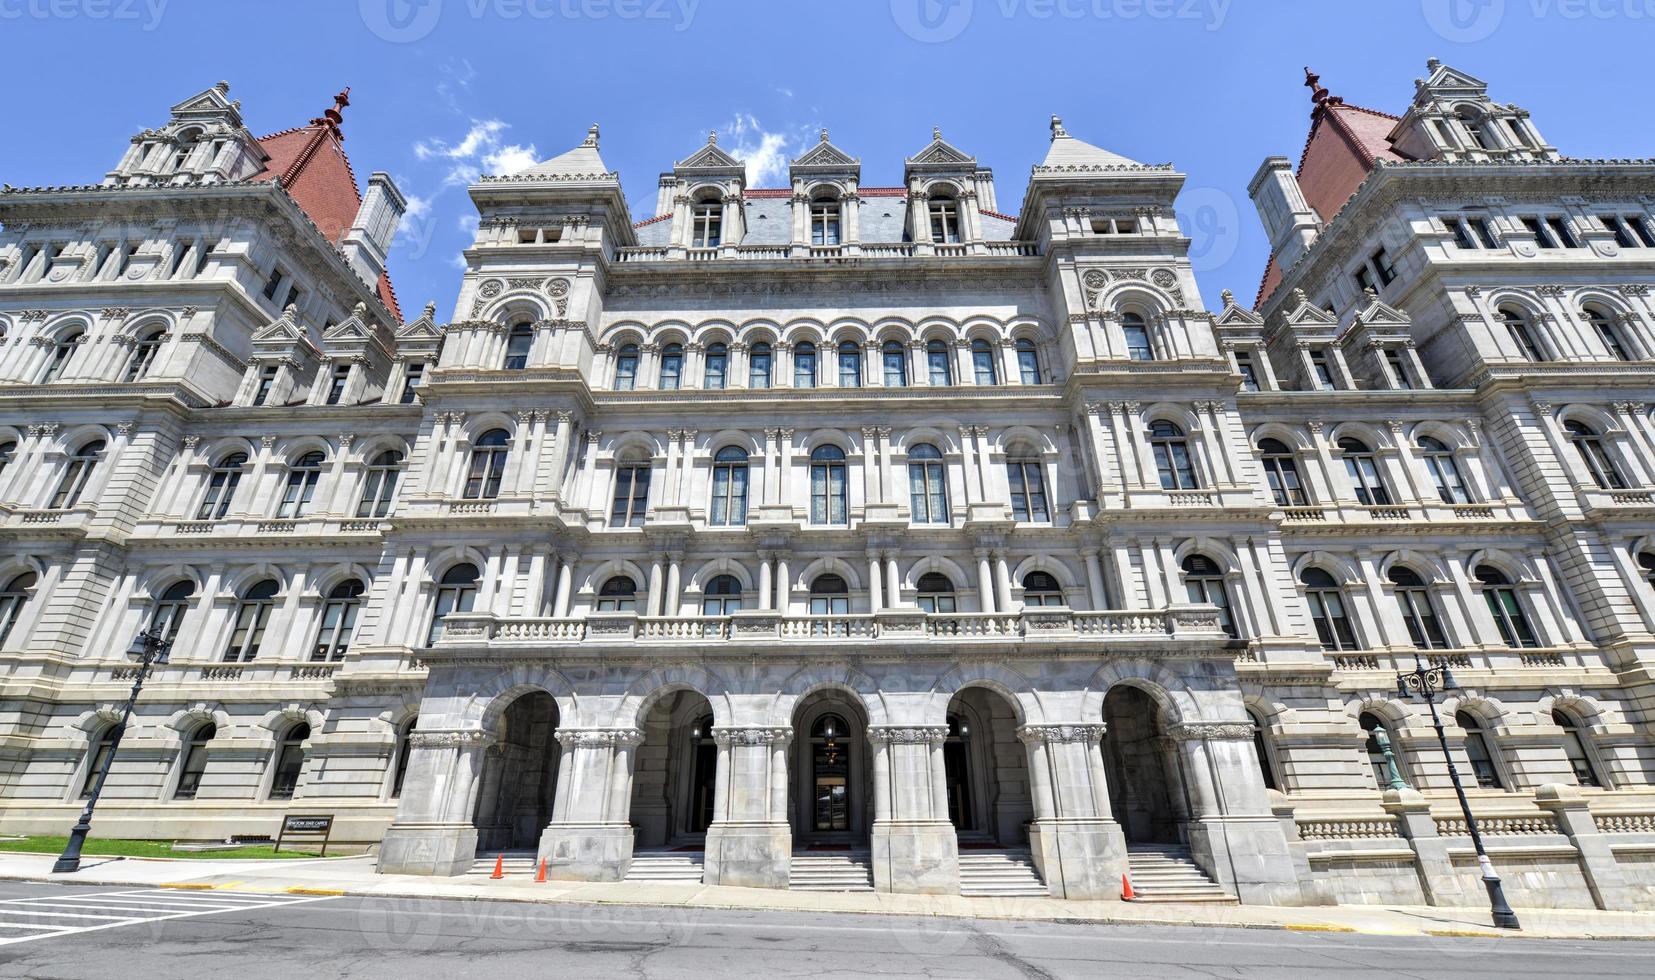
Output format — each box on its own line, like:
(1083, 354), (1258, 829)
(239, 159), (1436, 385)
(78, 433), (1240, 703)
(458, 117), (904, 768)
(422, 301), (437, 320)
(314, 87), (350, 134)
(819, 128), (830, 143)
(932, 126), (942, 142)
(583, 123), (600, 148)
(1304, 67), (1329, 105)
(1220, 288), (1235, 307)
(1050, 114), (1068, 140)
(214, 80), (230, 95)
(1426, 57), (1441, 72)
(708, 129), (718, 145)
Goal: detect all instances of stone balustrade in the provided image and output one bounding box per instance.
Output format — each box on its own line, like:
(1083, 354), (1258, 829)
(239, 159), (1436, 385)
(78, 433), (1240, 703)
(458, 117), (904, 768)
(611, 241), (1040, 264)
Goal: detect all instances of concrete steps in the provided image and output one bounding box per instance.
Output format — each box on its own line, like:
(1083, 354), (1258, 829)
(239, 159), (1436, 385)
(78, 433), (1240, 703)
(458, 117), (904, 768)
(1125, 846), (1237, 904)
(789, 850), (874, 892)
(623, 850), (705, 885)
(957, 849), (1049, 898)
(467, 852), (537, 877)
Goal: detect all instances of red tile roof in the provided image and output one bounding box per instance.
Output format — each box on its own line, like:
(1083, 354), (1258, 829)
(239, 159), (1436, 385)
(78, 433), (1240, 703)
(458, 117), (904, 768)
(251, 90), (401, 319)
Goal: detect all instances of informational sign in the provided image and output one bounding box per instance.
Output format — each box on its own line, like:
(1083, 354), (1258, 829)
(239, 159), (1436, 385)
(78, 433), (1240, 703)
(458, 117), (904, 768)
(275, 813), (334, 856)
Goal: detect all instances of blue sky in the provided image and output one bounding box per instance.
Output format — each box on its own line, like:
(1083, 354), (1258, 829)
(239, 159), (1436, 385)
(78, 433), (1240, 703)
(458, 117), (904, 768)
(4, 0), (1653, 312)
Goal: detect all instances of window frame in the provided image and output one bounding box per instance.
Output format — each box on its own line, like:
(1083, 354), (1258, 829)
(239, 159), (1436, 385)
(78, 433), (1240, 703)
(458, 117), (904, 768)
(312, 579), (365, 661)
(809, 444), (848, 525)
(223, 579), (279, 662)
(610, 458), (652, 528)
(463, 430), (511, 500)
(907, 443), (949, 524)
(276, 450), (326, 518)
(1149, 421), (1199, 491)
(708, 446), (749, 527)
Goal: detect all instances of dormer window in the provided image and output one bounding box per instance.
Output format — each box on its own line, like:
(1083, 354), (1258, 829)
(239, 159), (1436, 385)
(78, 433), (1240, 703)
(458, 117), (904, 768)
(170, 131), (200, 172)
(1234, 351), (1260, 391)
(325, 363), (351, 405)
(399, 361), (425, 404)
(691, 203), (722, 248)
(1309, 350), (1336, 390)
(252, 364), (279, 406)
(1457, 107), (1498, 150)
(811, 199), (841, 246)
(261, 267), (286, 301)
(928, 198), (961, 244)
(1384, 349), (1414, 389)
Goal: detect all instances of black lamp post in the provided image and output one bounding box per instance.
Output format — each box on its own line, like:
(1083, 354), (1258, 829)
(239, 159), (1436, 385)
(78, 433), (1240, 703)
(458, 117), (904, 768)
(52, 630), (171, 874)
(1395, 654), (1520, 930)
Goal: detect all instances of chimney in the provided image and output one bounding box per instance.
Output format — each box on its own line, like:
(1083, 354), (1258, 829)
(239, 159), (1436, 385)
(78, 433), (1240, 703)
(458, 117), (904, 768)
(342, 171), (407, 288)
(1247, 157), (1321, 272)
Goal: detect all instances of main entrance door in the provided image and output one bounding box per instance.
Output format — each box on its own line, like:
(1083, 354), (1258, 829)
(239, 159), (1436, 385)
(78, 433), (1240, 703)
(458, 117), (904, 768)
(810, 713), (851, 832)
(790, 690), (870, 843)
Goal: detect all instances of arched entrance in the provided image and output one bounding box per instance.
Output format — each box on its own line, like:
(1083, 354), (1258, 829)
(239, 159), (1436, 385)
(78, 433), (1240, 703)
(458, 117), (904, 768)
(630, 690), (718, 847)
(791, 690), (871, 844)
(473, 691), (560, 852)
(944, 688), (1032, 845)
(1101, 686), (1184, 844)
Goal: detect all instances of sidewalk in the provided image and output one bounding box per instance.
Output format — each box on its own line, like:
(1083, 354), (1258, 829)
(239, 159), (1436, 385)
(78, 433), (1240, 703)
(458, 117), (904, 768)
(1, 850), (1651, 941)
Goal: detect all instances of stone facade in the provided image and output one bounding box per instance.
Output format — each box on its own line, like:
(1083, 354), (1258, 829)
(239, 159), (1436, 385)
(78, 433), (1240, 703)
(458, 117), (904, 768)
(1, 65), (1654, 910)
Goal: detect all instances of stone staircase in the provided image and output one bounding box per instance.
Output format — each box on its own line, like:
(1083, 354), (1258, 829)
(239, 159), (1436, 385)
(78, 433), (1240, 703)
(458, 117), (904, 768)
(957, 848), (1049, 898)
(467, 851), (537, 877)
(789, 850), (875, 891)
(1125, 845), (1237, 904)
(623, 850), (705, 885)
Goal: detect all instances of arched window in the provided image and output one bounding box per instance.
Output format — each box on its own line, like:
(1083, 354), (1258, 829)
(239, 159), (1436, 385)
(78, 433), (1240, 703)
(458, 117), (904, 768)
(502, 321), (534, 371)
(170, 131), (200, 172)
(926, 339), (953, 386)
(882, 340), (908, 387)
(427, 563), (478, 645)
(149, 581), (194, 643)
(79, 723), (124, 799)
(276, 450), (325, 517)
(174, 722), (215, 800)
(658, 342), (684, 390)
(811, 198), (841, 246)
(1338, 437), (1391, 505)
(595, 575), (637, 612)
(810, 444), (847, 525)
(41, 332), (80, 383)
(701, 574), (742, 616)
(703, 342), (728, 390)
(1301, 567), (1358, 651)
(691, 201), (722, 248)
(1389, 567), (1448, 649)
(312, 579), (365, 661)
(391, 717), (416, 797)
(357, 449), (403, 519)
(1006, 448), (1049, 522)
(1360, 713), (1404, 789)
(1248, 708), (1278, 791)
(809, 574), (850, 635)
(222, 579), (278, 662)
(268, 723), (309, 800)
(197, 452), (247, 520)
(1258, 439), (1307, 507)
(124, 329), (165, 381)
(970, 339), (998, 385)
(610, 453), (651, 527)
(464, 429), (510, 500)
(1552, 707), (1602, 787)
(915, 572), (956, 614)
(1182, 555), (1236, 638)
(1149, 421), (1198, 490)
(748, 341), (772, 389)
(0, 572), (35, 647)
(1121, 313), (1154, 361)
(928, 196), (961, 243)
(1457, 107), (1497, 150)
(1022, 571), (1064, 607)
(1499, 308), (1546, 362)
(1475, 565), (1539, 648)
(709, 446), (749, 527)
(838, 340), (863, 388)
(1015, 338), (1041, 384)
(793, 341), (817, 388)
(907, 443), (948, 524)
(1456, 711), (1504, 790)
(1418, 437), (1470, 504)
(51, 439), (105, 509)
(614, 343), (640, 390)
(1565, 420), (1627, 490)
(1583, 307), (1632, 361)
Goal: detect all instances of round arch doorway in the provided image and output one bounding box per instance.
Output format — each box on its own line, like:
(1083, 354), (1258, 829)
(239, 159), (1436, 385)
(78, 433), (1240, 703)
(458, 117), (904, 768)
(1101, 685), (1185, 845)
(629, 690), (719, 847)
(473, 690), (560, 852)
(944, 687), (1033, 845)
(791, 690), (871, 844)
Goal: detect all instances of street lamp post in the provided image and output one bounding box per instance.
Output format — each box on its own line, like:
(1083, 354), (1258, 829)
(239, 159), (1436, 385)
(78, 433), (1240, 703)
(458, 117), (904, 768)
(52, 630), (171, 874)
(1395, 654), (1521, 930)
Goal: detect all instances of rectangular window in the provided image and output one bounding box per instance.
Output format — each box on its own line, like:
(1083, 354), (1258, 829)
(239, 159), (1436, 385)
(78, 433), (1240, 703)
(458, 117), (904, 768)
(283, 285), (303, 310)
(194, 239), (217, 277)
(1384, 349), (1412, 389)
(1547, 216), (1581, 249)
(1602, 215), (1637, 249)
(251, 365), (278, 406)
(1449, 218), (1476, 250)
(1630, 215), (1655, 248)
(261, 267), (285, 300)
(1371, 248), (1396, 286)
(1353, 263), (1375, 294)
(1522, 217), (1554, 249)
(324, 363), (350, 405)
(1235, 351), (1259, 391)
(399, 362), (424, 404)
(116, 243), (140, 278)
(1468, 217), (1498, 249)
(1310, 350), (1336, 390)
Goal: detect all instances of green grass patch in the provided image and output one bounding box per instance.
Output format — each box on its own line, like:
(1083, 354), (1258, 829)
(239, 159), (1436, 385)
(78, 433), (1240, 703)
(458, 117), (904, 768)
(0, 836), (318, 859)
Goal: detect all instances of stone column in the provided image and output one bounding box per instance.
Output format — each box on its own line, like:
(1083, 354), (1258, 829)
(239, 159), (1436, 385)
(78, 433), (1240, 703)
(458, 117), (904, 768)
(1165, 721), (1303, 905)
(1082, 549), (1108, 609)
(885, 555), (902, 608)
(539, 728), (643, 881)
(975, 549), (996, 613)
(703, 727), (793, 889)
(866, 551), (883, 614)
(866, 726), (958, 894)
(1018, 724), (1127, 900)
(377, 729), (496, 876)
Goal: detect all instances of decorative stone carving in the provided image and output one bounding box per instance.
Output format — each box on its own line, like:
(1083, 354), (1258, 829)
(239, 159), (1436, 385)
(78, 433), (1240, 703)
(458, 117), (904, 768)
(1165, 722), (1255, 742)
(408, 730), (495, 749)
(555, 728), (644, 748)
(1017, 724), (1107, 744)
(712, 727), (793, 746)
(866, 726), (948, 745)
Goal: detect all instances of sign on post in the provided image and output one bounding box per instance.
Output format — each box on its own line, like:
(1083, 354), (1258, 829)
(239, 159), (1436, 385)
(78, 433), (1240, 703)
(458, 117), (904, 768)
(275, 813), (334, 856)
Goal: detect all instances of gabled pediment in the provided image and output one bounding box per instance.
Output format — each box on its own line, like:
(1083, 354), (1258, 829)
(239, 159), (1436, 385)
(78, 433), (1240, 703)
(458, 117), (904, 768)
(1213, 289), (1264, 328)
(1275, 288), (1340, 329)
(675, 133), (745, 177)
(168, 81), (244, 128)
(1414, 59), (1490, 105)
(1353, 294), (1411, 328)
(250, 308), (320, 360)
(792, 130), (858, 171)
(906, 128), (976, 170)
(395, 302), (445, 356)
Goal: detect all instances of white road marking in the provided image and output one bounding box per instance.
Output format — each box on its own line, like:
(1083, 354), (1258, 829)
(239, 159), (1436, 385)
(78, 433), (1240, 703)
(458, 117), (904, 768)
(0, 889), (336, 947)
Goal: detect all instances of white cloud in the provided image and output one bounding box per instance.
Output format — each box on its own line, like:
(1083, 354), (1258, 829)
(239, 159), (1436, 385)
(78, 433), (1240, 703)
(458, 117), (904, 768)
(722, 113), (805, 188)
(413, 119), (537, 184)
(484, 144), (539, 176)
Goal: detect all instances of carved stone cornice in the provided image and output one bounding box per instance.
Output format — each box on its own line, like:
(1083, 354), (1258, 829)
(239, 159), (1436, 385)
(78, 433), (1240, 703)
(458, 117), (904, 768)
(1165, 722), (1255, 742)
(555, 728), (644, 748)
(408, 729), (495, 749)
(713, 726), (792, 746)
(866, 725), (948, 746)
(1017, 724), (1107, 745)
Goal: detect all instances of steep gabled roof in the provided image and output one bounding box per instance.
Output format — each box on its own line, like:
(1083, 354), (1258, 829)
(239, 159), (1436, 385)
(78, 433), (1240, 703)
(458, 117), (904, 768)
(251, 89), (401, 319)
(514, 124), (613, 178)
(1038, 116), (1150, 170)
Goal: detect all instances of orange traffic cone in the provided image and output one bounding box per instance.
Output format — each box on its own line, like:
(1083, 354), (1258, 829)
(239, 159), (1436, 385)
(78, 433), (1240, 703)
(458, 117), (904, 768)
(535, 859), (547, 883)
(490, 854), (505, 879)
(1121, 873), (1136, 901)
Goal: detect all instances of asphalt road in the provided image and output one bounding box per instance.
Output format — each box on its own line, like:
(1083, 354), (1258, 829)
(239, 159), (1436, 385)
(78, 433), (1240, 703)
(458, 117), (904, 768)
(0, 880), (1651, 979)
